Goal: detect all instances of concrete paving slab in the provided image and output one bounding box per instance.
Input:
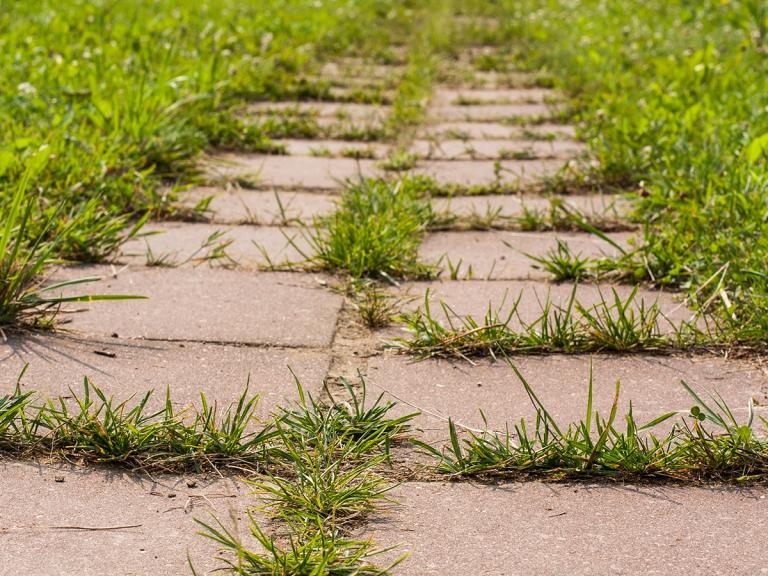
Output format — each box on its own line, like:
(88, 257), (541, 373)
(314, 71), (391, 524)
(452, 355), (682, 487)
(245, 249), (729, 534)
(120, 222), (313, 269)
(371, 481), (768, 576)
(0, 335), (329, 418)
(320, 61), (404, 80)
(429, 103), (555, 122)
(420, 121), (576, 140)
(179, 188), (337, 225)
(411, 138), (586, 160)
(271, 139), (388, 158)
(396, 279), (690, 327)
(415, 159), (567, 187)
(419, 230), (633, 280)
(367, 354), (767, 441)
(432, 194), (631, 222)
(206, 153), (379, 191)
(0, 462), (257, 576)
(247, 102), (390, 123)
(50, 266), (342, 347)
(432, 88), (558, 105)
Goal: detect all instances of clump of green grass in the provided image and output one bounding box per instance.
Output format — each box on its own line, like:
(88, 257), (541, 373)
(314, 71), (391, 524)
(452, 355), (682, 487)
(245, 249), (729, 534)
(194, 521), (401, 576)
(196, 376), (413, 574)
(0, 183), (144, 332)
(396, 286), (697, 359)
(419, 361), (768, 482)
(380, 149), (418, 172)
(526, 240), (591, 282)
(303, 178), (435, 279)
(1, 378), (276, 471)
(351, 280), (403, 328)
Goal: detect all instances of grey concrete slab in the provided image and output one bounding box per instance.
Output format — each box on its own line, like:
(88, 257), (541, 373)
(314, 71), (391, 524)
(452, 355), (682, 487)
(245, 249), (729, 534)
(371, 481), (768, 576)
(419, 231), (633, 279)
(0, 462), (257, 576)
(411, 138), (586, 160)
(206, 153), (379, 191)
(0, 335), (329, 418)
(414, 159), (567, 187)
(420, 121), (576, 140)
(429, 103), (555, 122)
(179, 188), (338, 225)
(367, 354), (768, 441)
(50, 266), (342, 347)
(120, 222), (313, 269)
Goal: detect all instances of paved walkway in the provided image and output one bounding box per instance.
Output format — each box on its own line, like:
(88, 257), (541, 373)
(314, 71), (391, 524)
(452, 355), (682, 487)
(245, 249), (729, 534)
(2, 46), (767, 576)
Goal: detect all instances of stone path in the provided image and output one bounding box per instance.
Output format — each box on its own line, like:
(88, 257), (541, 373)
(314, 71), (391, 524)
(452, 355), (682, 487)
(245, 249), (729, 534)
(3, 40), (767, 576)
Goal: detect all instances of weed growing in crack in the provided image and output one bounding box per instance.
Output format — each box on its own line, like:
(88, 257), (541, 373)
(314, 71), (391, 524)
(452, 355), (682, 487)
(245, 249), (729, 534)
(351, 281), (404, 328)
(395, 286), (699, 359)
(418, 361), (768, 482)
(526, 239), (591, 282)
(195, 375), (413, 574)
(302, 178), (435, 280)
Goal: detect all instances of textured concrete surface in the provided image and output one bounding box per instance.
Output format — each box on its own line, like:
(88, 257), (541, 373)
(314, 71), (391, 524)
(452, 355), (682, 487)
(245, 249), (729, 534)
(432, 193), (631, 221)
(0, 335), (328, 417)
(51, 266), (342, 347)
(419, 230), (634, 280)
(420, 121), (576, 140)
(367, 354), (768, 441)
(206, 153), (379, 190)
(429, 103), (555, 122)
(411, 138), (586, 160)
(271, 139), (388, 158)
(248, 102), (390, 123)
(371, 481), (768, 576)
(396, 279), (692, 327)
(0, 462), (257, 576)
(432, 87), (557, 105)
(415, 159), (567, 187)
(180, 187), (338, 225)
(120, 222), (313, 268)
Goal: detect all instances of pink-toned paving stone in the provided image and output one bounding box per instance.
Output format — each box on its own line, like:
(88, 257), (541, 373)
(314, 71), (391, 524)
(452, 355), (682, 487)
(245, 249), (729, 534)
(205, 153), (379, 191)
(0, 335), (328, 417)
(415, 159), (567, 187)
(419, 230), (633, 280)
(431, 87), (559, 105)
(247, 102), (390, 123)
(179, 188), (338, 225)
(428, 103), (555, 122)
(432, 194), (631, 222)
(411, 138), (586, 160)
(320, 61), (404, 80)
(51, 266), (342, 347)
(120, 222), (312, 269)
(420, 121), (576, 140)
(0, 462), (257, 576)
(396, 279), (691, 327)
(271, 139), (388, 157)
(367, 354), (767, 442)
(370, 482), (768, 576)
